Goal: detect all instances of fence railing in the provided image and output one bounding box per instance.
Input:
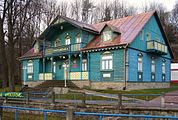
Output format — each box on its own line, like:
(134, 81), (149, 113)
(0, 92), (166, 107)
(0, 106), (178, 120)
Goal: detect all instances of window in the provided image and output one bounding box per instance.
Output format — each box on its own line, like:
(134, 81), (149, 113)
(27, 60), (33, 73)
(140, 30), (144, 40)
(53, 62), (56, 73)
(103, 30), (112, 41)
(162, 61), (165, 74)
(162, 60), (166, 81)
(138, 56), (143, 72)
(34, 42), (39, 53)
(151, 58), (155, 81)
(76, 34), (81, 43)
(54, 38), (60, 47)
(146, 32), (150, 41)
(65, 36), (70, 45)
(138, 54), (143, 81)
(82, 59), (87, 71)
(101, 53), (113, 70)
(151, 58), (155, 73)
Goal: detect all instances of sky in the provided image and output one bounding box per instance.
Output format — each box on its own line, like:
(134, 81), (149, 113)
(126, 0), (176, 12)
(61, 0), (177, 12)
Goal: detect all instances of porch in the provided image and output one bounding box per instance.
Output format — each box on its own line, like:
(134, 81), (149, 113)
(38, 72), (89, 80)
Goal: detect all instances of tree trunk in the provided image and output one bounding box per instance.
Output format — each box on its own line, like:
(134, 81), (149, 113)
(0, 20), (8, 88)
(7, 26), (15, 92)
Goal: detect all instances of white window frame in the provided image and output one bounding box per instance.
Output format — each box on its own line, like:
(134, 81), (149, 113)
(65, 36), (70, 45)
(146, 32), (150, 41)
(138, 56), (143, 72)
(140, 30), (144, 40)
(101, 53), (113, 70)
(27, 60), (33, 74)
(82, 59), (87, 71)
(151, 58), (155, 73)
(53, 62), (56, 73)
(54, 38), (60, 47)
(76, 34), (81, 43)
(103, 30), (112, 41)
(162, 61), (166, 74)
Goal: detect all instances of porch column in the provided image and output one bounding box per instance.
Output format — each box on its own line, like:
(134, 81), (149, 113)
(51, 57), (53, 80)
(80, 52), (82, 80)
(68, 54), (71, 80)
(43, 58), (45, 81)
(87, 52), (90, 80)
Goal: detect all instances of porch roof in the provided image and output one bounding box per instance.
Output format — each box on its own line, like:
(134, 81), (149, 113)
(19, 48), (42, 60)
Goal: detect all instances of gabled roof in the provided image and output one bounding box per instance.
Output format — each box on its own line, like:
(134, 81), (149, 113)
(82, 11), (155, 50)
(40, 16), (99, 39)
(19, 48), (42, 60)
(83, 11), (173, 58)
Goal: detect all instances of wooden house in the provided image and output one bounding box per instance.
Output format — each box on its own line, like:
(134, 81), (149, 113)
(20, 11), (173, 90)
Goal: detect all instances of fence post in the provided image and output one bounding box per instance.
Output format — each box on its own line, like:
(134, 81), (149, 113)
(15, 109), (18, 120)
(66, 106), (74, 120)
(118, 94), (122, 108)
(161, 92), (165, 108)
(82, 93), (86, 106)
(26, 92), (29, 105)
(99, 115), (103, 120)
(52, 91), (55, 104)
(0, 100), (3, 120)
(44, 111), (47, 120)
(4, 97), (7, 104)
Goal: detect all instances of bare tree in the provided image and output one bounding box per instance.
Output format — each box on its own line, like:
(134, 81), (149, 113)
(0, 0), (9, 88)
(70, 0), (81, 21)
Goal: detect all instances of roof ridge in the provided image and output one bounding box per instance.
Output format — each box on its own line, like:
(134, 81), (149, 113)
(91, 10), (156, 26)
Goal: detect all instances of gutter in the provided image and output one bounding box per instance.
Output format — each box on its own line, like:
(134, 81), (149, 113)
(123, 43), (129, 90)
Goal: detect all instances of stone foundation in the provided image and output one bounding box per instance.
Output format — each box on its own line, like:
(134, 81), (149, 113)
(126, 82), (170, 90)
(24, 80), (170, 90)
(72, 81), (170, 90)
(71, 80), (91, 88)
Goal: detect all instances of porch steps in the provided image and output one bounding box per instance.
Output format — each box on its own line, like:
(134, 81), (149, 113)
(21, 80), (79, 92)
(36, 80), (79, 89)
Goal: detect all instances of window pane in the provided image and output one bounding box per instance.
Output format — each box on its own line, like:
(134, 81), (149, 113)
(162, 62), (165, 74)
(102, 61), (105, 70)
(103, 31), (112, 41)
(27, 61), (33, 73)
(105, 60), (108, 69)
(53, 62), (56, 73)
(151, 60), (155, 73)
(138, 57), (142, 72)
(109, 60), (112, 69)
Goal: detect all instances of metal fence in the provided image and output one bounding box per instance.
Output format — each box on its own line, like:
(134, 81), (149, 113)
(0, 92), (167, 107)
(0, 106), (178, 120)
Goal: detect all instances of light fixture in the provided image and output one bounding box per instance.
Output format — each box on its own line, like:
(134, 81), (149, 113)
(63, 56), (65, 59)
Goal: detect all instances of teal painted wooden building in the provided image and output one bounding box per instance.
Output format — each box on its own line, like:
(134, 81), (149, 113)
(20, 11), (173, 90)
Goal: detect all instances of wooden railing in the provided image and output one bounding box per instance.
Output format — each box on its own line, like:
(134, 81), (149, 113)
(45, 43), (85, 56)
(147, 40), (167, 54)
(39, 73), (52, 80)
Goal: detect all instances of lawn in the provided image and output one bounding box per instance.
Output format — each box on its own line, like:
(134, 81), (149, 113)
(91, 83), (178, 95)
(84, 83), (178, 100)
(0, 85), (22, 92)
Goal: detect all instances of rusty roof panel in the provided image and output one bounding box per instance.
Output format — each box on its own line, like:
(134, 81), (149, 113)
(83, 11), (155, 50)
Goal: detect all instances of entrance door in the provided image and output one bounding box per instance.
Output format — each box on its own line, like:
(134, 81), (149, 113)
(56, 60), (64, 80)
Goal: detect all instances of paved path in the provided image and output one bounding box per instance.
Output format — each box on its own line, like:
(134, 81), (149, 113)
(70, 89), (178, 109)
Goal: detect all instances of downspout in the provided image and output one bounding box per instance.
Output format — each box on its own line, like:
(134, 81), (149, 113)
(123, 43), (129, 90)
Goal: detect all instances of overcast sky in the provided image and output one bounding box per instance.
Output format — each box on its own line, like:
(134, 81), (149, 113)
(126, 0), (176, 11)
(62, 0), (177, 12)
